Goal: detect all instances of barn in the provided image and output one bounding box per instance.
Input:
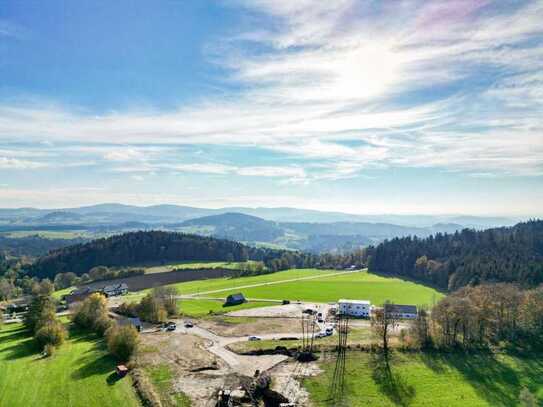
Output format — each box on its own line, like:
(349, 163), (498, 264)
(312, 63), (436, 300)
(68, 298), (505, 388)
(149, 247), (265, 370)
(224, 293), (246, 306)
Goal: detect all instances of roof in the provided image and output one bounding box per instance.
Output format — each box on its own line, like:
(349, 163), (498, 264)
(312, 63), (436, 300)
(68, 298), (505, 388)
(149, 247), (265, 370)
(226, 293), (245, 301)
(384, 304), (417, 314)
(103, 283), (128, 291)
(338, 299), (370, 305)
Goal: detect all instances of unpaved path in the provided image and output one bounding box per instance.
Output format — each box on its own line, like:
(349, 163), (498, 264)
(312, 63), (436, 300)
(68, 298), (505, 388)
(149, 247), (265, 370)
(170, 321), (301, 376)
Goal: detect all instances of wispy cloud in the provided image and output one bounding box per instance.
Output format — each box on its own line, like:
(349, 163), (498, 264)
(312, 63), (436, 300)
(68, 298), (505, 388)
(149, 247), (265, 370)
(0, 0), (541, 180)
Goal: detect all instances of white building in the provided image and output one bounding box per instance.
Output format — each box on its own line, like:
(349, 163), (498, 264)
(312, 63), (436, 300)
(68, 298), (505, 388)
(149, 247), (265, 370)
(338, 299), (371, 318)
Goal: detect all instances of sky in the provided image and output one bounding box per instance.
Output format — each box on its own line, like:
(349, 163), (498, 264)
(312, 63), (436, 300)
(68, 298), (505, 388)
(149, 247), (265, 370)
(0, 0), (542, 216)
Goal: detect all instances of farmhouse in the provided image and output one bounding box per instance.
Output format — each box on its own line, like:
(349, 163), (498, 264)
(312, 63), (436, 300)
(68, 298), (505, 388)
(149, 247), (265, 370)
(338, 299), (371, 317)
(384, 304), (417, 319)
(102, 283), (128, 297)
(224, 293), (246, 306)
(119, 317), (143, 332)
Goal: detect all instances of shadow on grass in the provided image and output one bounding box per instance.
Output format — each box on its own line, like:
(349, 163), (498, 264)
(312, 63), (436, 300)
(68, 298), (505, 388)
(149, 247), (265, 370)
(370, 353), (415, 407)
(71, 353), (115, 380)
(420, 351), (523, 406)
(0, 337), (40, 360)
(106, 372), (122, 386)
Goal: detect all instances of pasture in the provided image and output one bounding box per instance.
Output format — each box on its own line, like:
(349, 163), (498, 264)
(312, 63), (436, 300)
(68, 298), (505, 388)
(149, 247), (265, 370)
(114, 268), (443, 316)
(186, 269), (444, 306)
(304, 351), (543, 406)
(0, 323), (139, 407)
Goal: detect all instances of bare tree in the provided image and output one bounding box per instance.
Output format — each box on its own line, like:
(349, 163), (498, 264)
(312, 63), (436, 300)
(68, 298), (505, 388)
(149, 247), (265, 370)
(371, 301), (399, 354)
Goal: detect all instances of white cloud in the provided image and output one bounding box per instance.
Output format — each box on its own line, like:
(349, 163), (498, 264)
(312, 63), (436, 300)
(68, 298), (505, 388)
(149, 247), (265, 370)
(0, 1), (542, 181)
(104, 148), (147, 162)
(0, 157), (48, 169)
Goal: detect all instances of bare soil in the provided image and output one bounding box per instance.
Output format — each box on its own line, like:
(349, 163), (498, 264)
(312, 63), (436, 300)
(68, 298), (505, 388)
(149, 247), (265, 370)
(198, 316), (301, 337)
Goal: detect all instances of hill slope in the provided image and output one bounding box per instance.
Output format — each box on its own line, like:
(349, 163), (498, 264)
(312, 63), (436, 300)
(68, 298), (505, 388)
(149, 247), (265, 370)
(368, 219), (543, 290)
(178, 212), (284, 242)
(28, 231), (285, 279)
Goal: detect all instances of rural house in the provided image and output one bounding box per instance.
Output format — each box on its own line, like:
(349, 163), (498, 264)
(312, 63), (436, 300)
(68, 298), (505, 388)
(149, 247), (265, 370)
(338, 299), (371, 318)
(224, 293), (246, 306)
(102, 283), (128, 297)
(119, 317), (143, 332)
(384, 304), (417, 319)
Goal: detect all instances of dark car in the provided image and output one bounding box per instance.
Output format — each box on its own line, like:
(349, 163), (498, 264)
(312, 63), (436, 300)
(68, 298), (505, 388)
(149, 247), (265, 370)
(184, 321), (194, 328)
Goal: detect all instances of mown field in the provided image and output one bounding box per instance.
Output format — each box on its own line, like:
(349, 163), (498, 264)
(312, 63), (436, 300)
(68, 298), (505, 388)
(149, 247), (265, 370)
(99, 268), (442, 316)
(187, 269), (444, 306)
(0, 323), (139, 407)
(52, 267), (443, 316)
(304, 351), (543, 406)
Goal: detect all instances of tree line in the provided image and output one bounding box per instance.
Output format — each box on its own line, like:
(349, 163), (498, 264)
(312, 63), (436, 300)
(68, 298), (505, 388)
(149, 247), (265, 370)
(24, 231), (369, 281)
(390, 283), (543, 352)
(367, 220), (543, 291)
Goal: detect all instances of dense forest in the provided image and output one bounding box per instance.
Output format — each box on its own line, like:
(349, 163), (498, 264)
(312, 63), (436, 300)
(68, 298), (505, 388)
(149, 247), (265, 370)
(368, 220), (543, 291)
(27, 231), (289, 279)
(0, 235), (87, 257)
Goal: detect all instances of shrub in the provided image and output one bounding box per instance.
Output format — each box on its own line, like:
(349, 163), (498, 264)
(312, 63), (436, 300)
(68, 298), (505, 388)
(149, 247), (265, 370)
(72, 292), (110, 335)
(137, 295), (167, 323)
(94, 315), (114, 336)
(24, 295), (57, 334)
(35, 320), (67, 348)
(106, 324), (139, 362)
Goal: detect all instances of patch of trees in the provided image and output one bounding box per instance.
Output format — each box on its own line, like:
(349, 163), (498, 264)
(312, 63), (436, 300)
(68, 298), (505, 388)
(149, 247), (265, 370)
(23, 284), (66, 355)
(72, 293), (139, 361)
(26, 230), (371, 282)
(117, 286), (179, 323)
(368, 220), (543, 291)
(389, 283), (543, 352)
(72, 293), (114, 335)
(27, 231), (281, 279)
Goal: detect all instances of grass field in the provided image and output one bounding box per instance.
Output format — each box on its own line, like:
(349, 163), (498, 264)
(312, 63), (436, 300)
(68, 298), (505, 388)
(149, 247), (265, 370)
(179, 298), (272, 317)
(114, 268), (442, 316)
(0, 323), (139, 407)
(304, 351), (543, 406)
(187, 269), (444, 306)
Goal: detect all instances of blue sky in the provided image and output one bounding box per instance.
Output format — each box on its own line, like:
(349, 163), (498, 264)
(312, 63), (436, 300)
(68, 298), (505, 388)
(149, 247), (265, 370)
(0, 0), (542, 216)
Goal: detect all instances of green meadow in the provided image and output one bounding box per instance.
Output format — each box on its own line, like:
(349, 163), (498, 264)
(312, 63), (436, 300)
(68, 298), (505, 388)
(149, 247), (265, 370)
(0, 323), (139, 407)
(189, 269), (444, 306)
(304, 351), (543, 406)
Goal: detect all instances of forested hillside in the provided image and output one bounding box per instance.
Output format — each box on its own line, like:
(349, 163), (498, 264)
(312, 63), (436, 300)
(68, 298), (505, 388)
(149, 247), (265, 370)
(368, 220), (543, 291)
(0, 235), (87, 257)
(27, 231), (286, 279)
(178, 212), (285, 242)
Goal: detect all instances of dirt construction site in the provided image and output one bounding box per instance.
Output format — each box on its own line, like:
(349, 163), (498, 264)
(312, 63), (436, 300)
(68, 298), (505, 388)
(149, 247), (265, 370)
(134, 302), (341, 407)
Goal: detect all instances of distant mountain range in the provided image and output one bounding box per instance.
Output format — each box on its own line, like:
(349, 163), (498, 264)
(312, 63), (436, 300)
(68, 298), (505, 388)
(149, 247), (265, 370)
(0, 203), (520, 227)
(0, 203), (527, 254)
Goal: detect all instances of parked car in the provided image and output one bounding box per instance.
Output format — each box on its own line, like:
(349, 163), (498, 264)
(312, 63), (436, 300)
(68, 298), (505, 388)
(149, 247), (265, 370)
(325, 327), (334, 336)
(248, 336), (262, 341)
(282, 300), (290, 305)
(184, 321), (194, 328)
(303, 309), (316, 315)
(166, 322), (176, 331)
(317, 318), (325, 323)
